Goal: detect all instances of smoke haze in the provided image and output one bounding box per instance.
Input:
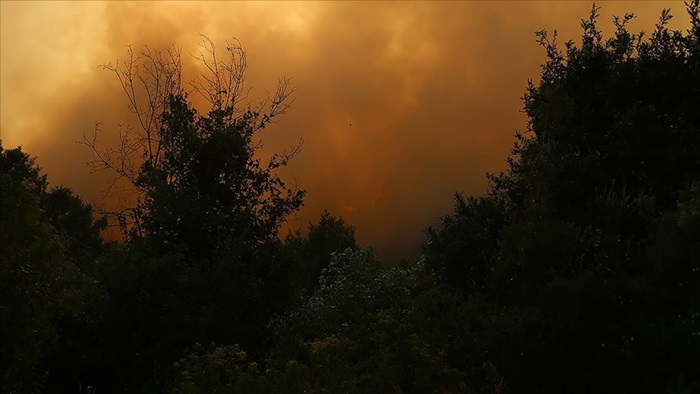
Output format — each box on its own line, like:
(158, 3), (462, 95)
(1, 1), (688, 262)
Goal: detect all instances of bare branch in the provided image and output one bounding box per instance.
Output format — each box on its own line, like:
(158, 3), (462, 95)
(189, 35), (250, 113)
(84, 36), (300, 238)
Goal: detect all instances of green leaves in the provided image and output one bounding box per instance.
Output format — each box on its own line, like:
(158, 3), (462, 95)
(174, 343), (267, 394)
(268, 248), (464, 393)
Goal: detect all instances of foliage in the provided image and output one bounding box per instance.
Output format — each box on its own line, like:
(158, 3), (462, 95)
(283, 210), (358, 298)
(75, 38), (308, 390)
(0, 143), (106, 393)
(425, 2), (700, 392)
(134, 93), (305, 256)
(4, 3), (700, 392)
(267, 247), (466, 393)
(174, 343), (268, 394)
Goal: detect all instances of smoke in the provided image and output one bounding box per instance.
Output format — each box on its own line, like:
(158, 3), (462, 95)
(1, 1), (688, 262)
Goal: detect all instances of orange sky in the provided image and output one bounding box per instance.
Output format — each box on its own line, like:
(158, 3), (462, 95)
(0, 1), (690, 263)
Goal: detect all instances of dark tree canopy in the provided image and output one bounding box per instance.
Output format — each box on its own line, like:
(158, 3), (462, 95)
(4, 4), (700, 393)
(75, 38), (309, 391)
(492, 1), (700, 214)
(0, 143), (106, 393)
(425, 2), (700, 392)
(283, 210), (358, 296)
(134, 93), (305, 257)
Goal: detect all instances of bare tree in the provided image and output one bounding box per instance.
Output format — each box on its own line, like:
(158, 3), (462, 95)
(81, 36), (300, 238)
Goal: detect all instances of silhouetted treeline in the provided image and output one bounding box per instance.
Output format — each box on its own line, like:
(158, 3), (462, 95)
(1, 2), (699, 393)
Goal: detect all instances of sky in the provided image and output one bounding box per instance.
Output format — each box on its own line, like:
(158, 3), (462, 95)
(0, 1), (690, 263)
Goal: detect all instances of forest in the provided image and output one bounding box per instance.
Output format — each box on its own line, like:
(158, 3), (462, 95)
(1, 3), (699, 393)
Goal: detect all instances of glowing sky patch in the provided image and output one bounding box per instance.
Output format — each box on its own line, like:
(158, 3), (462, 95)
(0, 1), (689, 262)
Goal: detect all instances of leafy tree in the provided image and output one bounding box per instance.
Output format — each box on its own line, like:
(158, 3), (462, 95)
(82, 37), (304, 243)
(0, 143), (106, 393)
(268, 247), (465, 393)
(426, 2), (700, 392)
(0, 143), (47, 195)
(424, 193), (507, 299)
(1, 159), (60, 393)
(134, 92), (304, 257)
(173, 343), (269, 394)
(283, 210), (358, 298)
(0, 141), (106, 264)
(79, 37), (307, 390)
(491, 1), (700, 216)
(43, 186), (106, 270)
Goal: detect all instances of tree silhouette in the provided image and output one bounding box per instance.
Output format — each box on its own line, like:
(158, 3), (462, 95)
(426, 2), (700, 392)
(283, 210), (358, 298)
(0, 143), (106, 392)
(78, 37), (307, 390)
(6, 3), (700, 392)
(81, 36), (303, 240)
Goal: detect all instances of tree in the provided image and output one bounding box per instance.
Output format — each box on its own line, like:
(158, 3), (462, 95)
(424, 193), (507, 299)
(0, 143), (106, 393)
(425, 2), (700, 392)
(283, 210), (358, 298)
(268, 247), (465, 393)
(82, 36), (304, 246)
(0, 148), (61, 392)
(173, 343), (269, 394)
(79, 37), (307, 390)
(490, 1), (700, 216)
(43, 187), (106, 270)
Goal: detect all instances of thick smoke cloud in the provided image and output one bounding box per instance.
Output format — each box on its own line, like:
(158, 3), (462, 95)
(1, 1), (688, 262)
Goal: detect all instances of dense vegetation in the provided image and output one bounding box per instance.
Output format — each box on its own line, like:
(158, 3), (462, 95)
(1, 3), (699, 393)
